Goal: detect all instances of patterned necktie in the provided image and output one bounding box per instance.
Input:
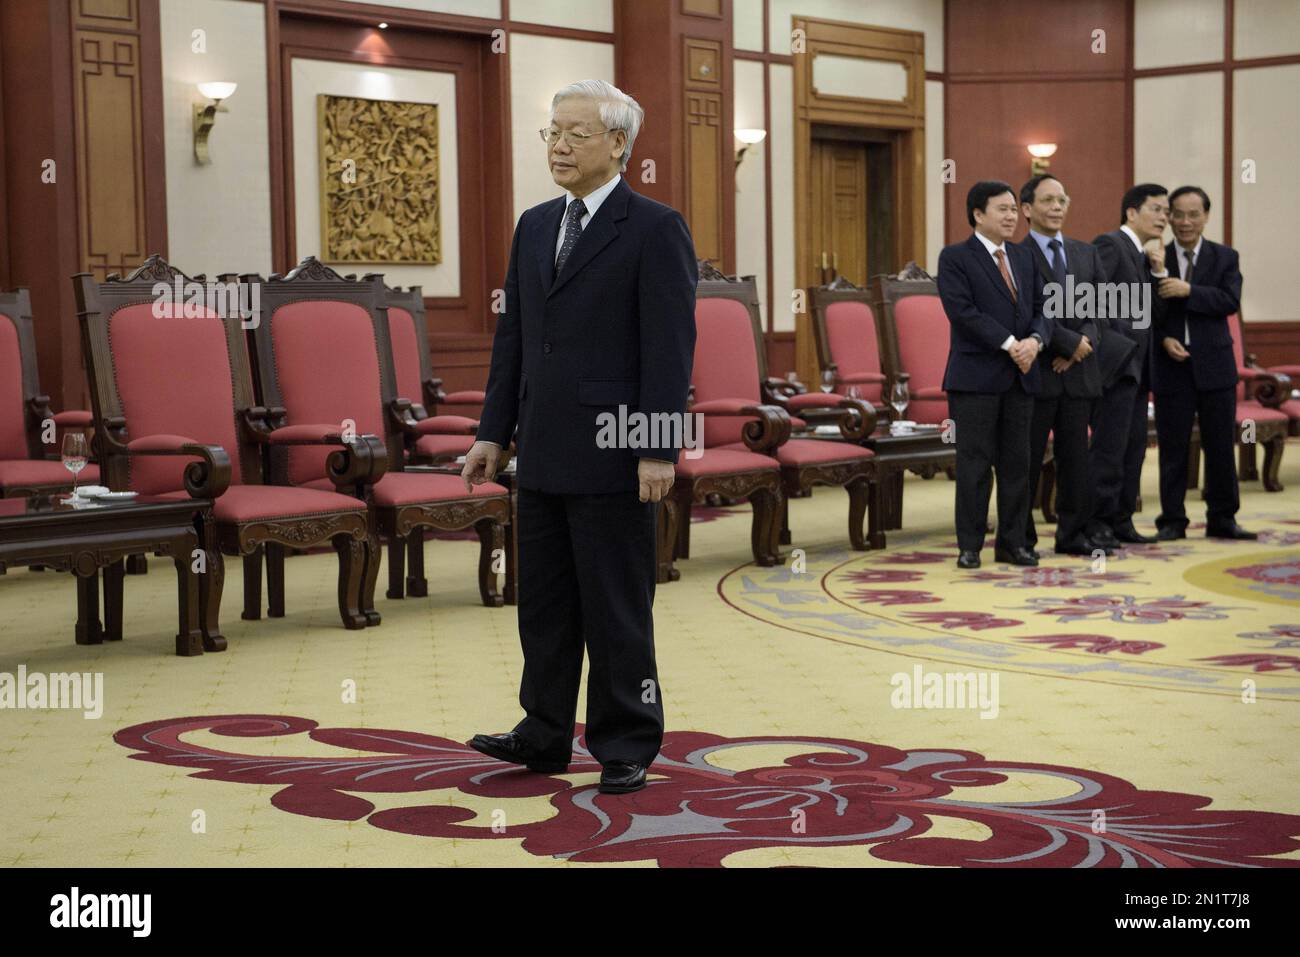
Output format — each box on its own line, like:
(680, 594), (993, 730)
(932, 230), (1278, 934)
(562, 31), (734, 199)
(1183, 249), (1195, 345)
(1048, 238), (1067, 286)
(994, 248), (1018, 303)
(554, 198), (588, 275)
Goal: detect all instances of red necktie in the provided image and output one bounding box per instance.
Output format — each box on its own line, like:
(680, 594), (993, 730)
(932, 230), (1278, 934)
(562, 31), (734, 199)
(994, 249), (1018, 304)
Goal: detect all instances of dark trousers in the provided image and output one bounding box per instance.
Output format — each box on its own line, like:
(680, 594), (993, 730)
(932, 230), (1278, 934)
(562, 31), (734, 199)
(1154, 367), (1239, 531)
(512, 486), (663, 766)
(1089, 376), (1148, 533)
(1026, 394), (1093, 548)
(949, 385), (1034, 552)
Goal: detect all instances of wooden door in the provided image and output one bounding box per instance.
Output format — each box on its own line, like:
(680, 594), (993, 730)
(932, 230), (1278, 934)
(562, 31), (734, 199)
(810, 139), (868, 286)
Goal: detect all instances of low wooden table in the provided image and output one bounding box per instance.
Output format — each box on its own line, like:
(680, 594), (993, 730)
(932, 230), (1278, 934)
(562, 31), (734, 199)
(0, 493), (212, 655)
(405, 464), (518, 605)
(859, 426), (956, 531)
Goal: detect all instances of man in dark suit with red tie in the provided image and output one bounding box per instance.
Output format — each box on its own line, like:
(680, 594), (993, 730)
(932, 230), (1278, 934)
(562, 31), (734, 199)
(461, 80), (698, 794)
(938, 180), (1052, 569)
(1152, 185), (1255, 540)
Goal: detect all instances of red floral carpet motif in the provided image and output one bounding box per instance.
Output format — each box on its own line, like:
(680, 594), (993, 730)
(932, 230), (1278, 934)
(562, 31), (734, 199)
(114, 715), (1300, 867)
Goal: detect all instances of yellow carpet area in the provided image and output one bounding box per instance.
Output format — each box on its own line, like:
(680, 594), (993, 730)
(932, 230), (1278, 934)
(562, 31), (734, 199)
(3, 444), (1299, 868)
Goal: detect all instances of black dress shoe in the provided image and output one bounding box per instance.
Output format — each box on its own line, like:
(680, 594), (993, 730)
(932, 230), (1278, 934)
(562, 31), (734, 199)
(956, 550), (981, 569)
(1205, 523), (1258, 540)
(1088, 527), (1121, 549)
(599, 761), (647, 794)
(1112, 522), (1156, 545)
(1156, 525), (1187, 541)
(1055, 537), (1102, 557)
(994, 546), (1039, 566)
(468, 731), (568, 773)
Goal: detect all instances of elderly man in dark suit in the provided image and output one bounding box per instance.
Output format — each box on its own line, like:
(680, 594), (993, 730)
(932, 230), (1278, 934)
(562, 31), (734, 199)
(938, 180), (1052, 570)
(462, 79), (697, 794)
(1152, 185), (1255, 540)
(1090, 184), (1170, 546)
(1016, 174), (1112, 557)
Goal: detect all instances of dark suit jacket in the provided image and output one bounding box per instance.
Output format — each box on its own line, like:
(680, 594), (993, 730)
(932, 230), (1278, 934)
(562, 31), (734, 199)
(1093, 229), (1167, 387)
(1018, 234), (1106, 399)
(937, 234), (1051, 394)
(1151, 238), (1242, 395)
(477, 177), (698, 494)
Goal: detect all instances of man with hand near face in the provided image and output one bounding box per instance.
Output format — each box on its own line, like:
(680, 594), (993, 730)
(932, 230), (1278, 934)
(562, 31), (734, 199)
(1152, 185), (1255, 540)
(937, 180), (1051, 570)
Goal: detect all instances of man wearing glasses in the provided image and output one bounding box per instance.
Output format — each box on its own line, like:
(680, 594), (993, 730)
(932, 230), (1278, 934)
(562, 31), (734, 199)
(462, 79), (697, 794)
(1090, 184), (1170, 546)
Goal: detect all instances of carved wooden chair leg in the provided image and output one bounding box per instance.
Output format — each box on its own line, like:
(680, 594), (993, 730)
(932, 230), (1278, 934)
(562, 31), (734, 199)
(749, 486), (778, 566)
(333, 533), (367, 630)
(75, 569), (102, 645)
(1262, 435), (1285, 492)
(173, 547), (203, 657)
(266, 542), (285, 618)
(200, 540), (226, 652)
(241, 545), (263, 620)
(767, 484), (788, 564)
(386, 535), (406, 599)
(674, 487), (693, 559)
(866, 478), (886, 549)
(1239, 440), (1258, 481)
(847, 477), (871, 550)
(361, 527), (382, 626)
(475, 518), (504, 607)
(656, 495), (680, 583)
(778, 489), (792, 545)
(103, 559), (125, 642)
(406, 529), (428, 597)
(126, 553), (149, 575)
(942, 465), (956, 480)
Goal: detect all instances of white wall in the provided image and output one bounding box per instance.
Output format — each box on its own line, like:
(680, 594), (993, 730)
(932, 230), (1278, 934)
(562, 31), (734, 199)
(769, 63), (796, 333)
(1234, 0), (1300, 60)
(734, 58), (768, 318)
(511, 0), (612, 32)
(348, 0), (502, 18)
(290, 58), (461, 296)
(159, 0), (272, 277)
(924, 78), (943, 276)
(1134, 0), (1222, 69)
(1134, 72), (1223, 243)
(509, 32), (615, 219)
(766, 0), (943, 71)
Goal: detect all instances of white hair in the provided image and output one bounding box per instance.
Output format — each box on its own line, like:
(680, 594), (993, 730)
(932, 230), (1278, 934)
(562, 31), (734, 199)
(549, 79), (644, 173)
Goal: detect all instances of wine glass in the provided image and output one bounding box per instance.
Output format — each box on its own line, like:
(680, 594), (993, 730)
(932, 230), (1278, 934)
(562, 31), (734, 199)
(62, 433), (88, 500)
(821, 369), (836, 393)
(890, 381), (910, 431)
(846, 385), (862, 401)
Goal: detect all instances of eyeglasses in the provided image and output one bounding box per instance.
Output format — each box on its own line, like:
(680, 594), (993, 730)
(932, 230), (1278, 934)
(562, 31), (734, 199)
(1036, 195), (1070, 208)
(539, 127), (615, 147)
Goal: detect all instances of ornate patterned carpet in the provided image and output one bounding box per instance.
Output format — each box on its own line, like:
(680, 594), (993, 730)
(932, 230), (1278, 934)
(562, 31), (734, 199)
(3, 443), (1299, 867)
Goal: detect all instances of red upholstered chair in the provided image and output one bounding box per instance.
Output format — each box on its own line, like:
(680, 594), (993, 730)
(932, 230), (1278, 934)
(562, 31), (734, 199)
(385, 285), (480, 465)
(75, 256), (380, 652)
(246, 258), (511, 611)
(687, 275), (881, 560)
(1225, 313), (1288, 491)
(887, 293), (949, 426)
(1227, 312), (1299, 439)
(806, 280), (897, 418)
(0, 289), (100, 497)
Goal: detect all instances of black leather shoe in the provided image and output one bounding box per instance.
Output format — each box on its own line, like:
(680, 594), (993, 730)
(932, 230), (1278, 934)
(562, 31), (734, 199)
(599, 761), (647, 794)
(1088, 527), (1121, 549)
(1055, 537), (1104, 557)
(994, 546), (1039, 566)
(1156, 525), (1187, 541)
(1206, 523), (1258, 540)
(956, 550), (981, 569)
(1112, 522), (1156, 545)
(468, 731), (568, 773)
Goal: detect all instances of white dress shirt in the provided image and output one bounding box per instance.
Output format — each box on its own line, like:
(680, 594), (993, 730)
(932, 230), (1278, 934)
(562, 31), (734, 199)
(973, 231), (1020, 352)
(1121, 223), (1168, 278)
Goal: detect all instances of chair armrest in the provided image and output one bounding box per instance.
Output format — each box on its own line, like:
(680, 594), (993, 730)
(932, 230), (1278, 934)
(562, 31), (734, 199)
(764, 376), (807, 403)
(121, 434), (232, 499)
(411, 415), (478, 435)
(265, 424), (353, 445)
(1241, 368), (1289, 408)
(793, 398), (877, 442)
(52, 409), (94, 428)
(441, 390), (487, 406)
(689, 399), (791, 452)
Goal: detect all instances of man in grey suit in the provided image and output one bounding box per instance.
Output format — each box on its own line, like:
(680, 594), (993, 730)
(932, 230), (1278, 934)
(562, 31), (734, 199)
(1017, 174), (1114, 556)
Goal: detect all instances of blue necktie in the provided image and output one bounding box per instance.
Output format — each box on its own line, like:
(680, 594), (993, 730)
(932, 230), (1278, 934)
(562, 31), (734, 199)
(554, 198), (587, 275)
(1048, 238), (1066, 285)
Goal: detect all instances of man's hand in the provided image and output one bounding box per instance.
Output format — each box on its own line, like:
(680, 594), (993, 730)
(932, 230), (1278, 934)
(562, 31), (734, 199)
(1144, 238), (1166, 273)
(1162, 336), (1190, 362)
(1071, 335), (1092, 362)
(638, 457), (675, 503)
(1157, 277), (1191, 299)
(1010, 337), (1039, 374)
(1052, 356), (1073, 374)
(462, 440), (506, 491)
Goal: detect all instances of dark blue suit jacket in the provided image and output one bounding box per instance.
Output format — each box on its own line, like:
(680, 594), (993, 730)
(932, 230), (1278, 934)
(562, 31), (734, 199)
(937, 234), (1050, 394)
(1151, 238), (1242, 395)
(477, 177), (698, 493)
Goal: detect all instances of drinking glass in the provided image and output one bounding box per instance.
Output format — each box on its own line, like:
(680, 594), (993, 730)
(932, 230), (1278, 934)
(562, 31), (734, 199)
(821, 369), (836, 393)
(890, 380), (910, 420)
(62, 433), (88, 500)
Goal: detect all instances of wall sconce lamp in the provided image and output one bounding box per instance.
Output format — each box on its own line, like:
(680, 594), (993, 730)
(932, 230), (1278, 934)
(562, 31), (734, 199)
(1027, 143), (1057, 176)
(735, 128), (767, 170)
(194, 82), (238, 165)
